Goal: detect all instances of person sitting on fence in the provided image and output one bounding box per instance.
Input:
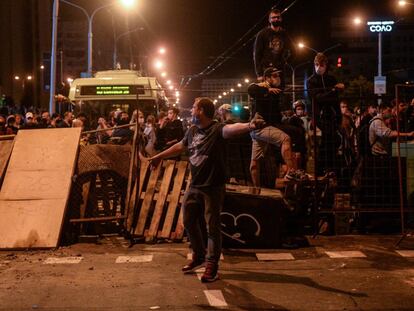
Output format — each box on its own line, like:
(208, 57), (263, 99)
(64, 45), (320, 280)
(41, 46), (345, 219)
(248, 67), (308, 186)
(146, 97), (265, 283)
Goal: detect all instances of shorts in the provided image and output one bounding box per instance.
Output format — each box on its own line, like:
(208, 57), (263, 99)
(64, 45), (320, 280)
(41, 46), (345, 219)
(250, 126), (289, 160)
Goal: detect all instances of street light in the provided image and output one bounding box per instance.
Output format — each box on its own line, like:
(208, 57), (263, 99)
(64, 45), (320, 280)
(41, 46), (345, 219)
(158, 47), (166, 54)
(286, 61), (311, 103)
(297, 42), (318, 53)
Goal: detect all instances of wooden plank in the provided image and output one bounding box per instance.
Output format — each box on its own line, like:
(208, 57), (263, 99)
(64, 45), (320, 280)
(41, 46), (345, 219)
(0, 128), (81, 249)
(80, 181), (91, 219)
(146, 160), (176, 241)
(173, 172), (191, 240)
(126, 159), (149, 231)
(0, 140), (14, 186)
(69, 215), (127, 223)
(159, 161), (188, 238)
(133, 163), (161, 236)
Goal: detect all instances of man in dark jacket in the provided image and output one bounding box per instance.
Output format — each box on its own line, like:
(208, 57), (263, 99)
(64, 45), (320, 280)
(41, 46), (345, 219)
(253, 8), (295, 83)
(307, 52), (344, 175)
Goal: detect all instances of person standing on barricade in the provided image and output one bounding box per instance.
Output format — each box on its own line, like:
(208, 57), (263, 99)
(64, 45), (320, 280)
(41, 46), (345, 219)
(146, 97), (265, 283)
(253, 8), (295, 84)
(248, 67), (308, 187)
(307, 52), (344, 176)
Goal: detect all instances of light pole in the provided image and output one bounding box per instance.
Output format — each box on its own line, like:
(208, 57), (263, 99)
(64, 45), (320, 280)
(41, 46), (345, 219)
(366, 20), (395, 104)
(287, 61), (310, 103)
(49, 0), (59, 114)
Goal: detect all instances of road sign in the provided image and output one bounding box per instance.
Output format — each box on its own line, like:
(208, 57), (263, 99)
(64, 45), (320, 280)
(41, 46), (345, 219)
(374, 76), (386, 95)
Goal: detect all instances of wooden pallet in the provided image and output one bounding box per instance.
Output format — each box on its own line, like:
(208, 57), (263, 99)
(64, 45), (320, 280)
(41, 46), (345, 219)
(129, 159), (190, 242)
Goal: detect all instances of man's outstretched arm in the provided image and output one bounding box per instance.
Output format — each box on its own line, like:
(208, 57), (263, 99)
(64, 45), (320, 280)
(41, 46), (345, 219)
(147, 141), (185, 168)
(222, 113), (266, 139)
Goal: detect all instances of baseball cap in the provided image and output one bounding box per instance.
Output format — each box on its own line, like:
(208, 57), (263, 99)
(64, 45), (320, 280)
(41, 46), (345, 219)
(25, 112), (34, 119)
(263, 67), (282, 77)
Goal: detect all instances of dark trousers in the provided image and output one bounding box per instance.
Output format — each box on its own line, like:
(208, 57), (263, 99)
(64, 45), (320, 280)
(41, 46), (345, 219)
(183, 186), (225, 263)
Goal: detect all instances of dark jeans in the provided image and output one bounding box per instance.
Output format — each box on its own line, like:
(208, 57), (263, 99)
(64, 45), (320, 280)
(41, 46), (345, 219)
(183, 186), (225, 263)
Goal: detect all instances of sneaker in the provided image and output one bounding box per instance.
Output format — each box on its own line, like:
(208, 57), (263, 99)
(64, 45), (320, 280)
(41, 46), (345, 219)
(285, 169), (312, 182)
(201, 261), (219, 283)
(182, 255), (205, 274)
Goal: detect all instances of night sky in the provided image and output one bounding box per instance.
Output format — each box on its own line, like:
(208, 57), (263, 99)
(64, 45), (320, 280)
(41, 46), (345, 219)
(61, 0), (407, 104)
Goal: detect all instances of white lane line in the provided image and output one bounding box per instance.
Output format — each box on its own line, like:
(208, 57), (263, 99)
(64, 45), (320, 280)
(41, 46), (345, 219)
(44, 257), (83, 264)
(187, 253), (224, 260)
(115, 255), (153, 263)
(256, 253), (295, 261)
(325, 251), (366, 258)
(204, 290), (228, 307)
(396, 250), (414, 258)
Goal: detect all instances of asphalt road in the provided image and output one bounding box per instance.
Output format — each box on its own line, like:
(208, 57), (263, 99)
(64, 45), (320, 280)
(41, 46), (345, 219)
(1, 235), (414, 311)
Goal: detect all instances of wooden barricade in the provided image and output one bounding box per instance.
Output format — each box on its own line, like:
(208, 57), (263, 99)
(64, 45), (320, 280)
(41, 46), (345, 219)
(129, 159), (190, 242)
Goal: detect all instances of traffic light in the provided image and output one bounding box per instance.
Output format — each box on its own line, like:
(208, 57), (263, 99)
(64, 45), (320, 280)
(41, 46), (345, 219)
(337, 57), (342, 68)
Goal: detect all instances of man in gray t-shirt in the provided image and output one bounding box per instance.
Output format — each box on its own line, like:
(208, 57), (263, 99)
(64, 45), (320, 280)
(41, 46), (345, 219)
(369, 103), (414, 156)
(147, 97), (265, 283)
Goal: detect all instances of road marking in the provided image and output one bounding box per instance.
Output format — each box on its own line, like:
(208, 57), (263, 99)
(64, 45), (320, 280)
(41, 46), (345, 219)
(256, 253), (295, 261)
(44, 257), (83, 264)
(396, 250), (414, 258)
(325, 251), (366, 258)
(115, 255), (153, 263)
(187, 253), (224, 260)
(204, 290), (228, 307)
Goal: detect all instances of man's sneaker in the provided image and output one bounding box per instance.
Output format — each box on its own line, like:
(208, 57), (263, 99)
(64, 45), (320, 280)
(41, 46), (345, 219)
(182, 255), (205, 274)
(200, 261), (219, 283)
(285, 169), (312, 182)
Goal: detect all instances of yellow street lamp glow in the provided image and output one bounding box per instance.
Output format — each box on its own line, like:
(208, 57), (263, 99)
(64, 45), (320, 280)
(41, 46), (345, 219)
(223, 92), (227, 96)
(214, 99), (218, 104)
(298, 42), (305, 49)
(120, 0), (136, 8)
(166, 80), (172, 85)
(237, 83), (242, 87)
(230, 88), (234, 92)
(14, 76), (20, 80)
(159, 47), (166, 54)
(218, 95), (222, 99)
(161, 72), (167, 77)
(244, 78), (250, 83)
(168, 85), (174, 90)
(40, 65), (45, 70)
(353, 17), (362, 25)
(67, 77), (74, 83)
(399, 0), (407, 6)
(154, 59), (164, 69)
(27, 75), (32, 80)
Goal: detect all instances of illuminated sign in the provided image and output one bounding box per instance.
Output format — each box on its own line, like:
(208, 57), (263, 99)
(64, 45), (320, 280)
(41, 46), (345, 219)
(367, 21), (394, 33)
(79, 85), (145, 96)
